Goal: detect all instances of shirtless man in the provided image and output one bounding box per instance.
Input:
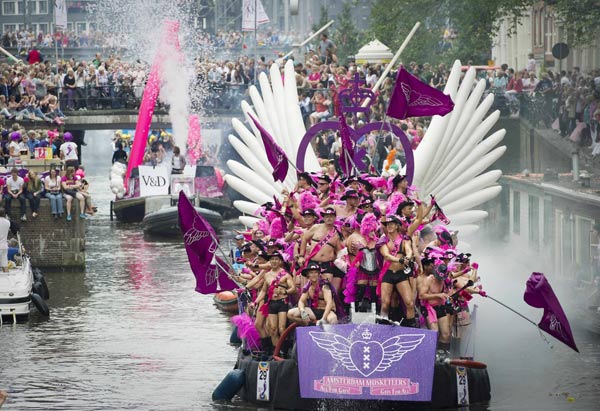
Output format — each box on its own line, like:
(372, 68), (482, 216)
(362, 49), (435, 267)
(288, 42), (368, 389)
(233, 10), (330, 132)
(287, 262), (338, 325)
(418, 263), (452, 355)
(316, 175), (332, 208)
(335, 188), (360, 219)
(378, 215), (416, 327)
(254, 251), (296, 354)
(298, 207), (343, 283)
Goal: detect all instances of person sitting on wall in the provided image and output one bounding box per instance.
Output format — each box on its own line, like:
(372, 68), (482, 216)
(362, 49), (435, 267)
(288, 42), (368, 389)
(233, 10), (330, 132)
(24, 170), (43, 218)
(61, 166), (86, 222)
(44, 168), (64, 219)
(3, 168), (27, 221)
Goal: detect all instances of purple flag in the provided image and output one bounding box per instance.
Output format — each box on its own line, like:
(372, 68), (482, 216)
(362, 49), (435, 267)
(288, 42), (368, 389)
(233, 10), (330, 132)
(297, 324), (437, 400)
(178, 191), (237, 294)
(338, 115), (354, 177)
(386, 66), (454, 120)
(524, 272), (578, 352)
(248, 113), (289, 182)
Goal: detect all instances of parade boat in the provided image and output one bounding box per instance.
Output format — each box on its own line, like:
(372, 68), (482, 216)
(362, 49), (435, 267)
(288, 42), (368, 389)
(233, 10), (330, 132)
(175, 39), (578, 407)
(0, 246), (49, 323)
(142, 194), (223, 236)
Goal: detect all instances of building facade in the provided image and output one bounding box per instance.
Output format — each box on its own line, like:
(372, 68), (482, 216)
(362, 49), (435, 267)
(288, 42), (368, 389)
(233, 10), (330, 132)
(491, 1), (600, 74)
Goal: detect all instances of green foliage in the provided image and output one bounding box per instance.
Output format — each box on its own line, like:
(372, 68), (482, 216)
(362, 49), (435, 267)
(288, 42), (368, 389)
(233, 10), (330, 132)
(369, 0), (532, 65)
(312, 5), (329, 33)
(551, 0), (600, 47)
(331, 1), (362, 65)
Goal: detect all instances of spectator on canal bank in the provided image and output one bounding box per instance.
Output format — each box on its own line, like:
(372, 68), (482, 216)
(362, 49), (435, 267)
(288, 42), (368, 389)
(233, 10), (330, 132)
(60, 132), (79, 168)
(44, 168), (63, 219)
(3, 167), (26, 221)
(61, 166), (86, 222)
(24, 170), (42, 218)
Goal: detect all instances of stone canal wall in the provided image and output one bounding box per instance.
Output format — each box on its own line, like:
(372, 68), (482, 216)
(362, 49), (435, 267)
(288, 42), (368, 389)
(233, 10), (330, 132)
(7, 199), (86, 270)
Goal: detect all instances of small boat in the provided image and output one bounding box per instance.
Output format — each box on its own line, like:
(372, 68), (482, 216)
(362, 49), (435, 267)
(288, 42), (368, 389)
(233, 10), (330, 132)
(213, 291), (239, 313)
(112, 196), (146, 223)
(0, 253), (49, 323)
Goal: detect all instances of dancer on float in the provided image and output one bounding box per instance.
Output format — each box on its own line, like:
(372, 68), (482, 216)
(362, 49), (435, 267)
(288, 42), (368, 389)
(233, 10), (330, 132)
(344, 212), (381, 312)
(297, 207), (343, 283)
(254, 251), (296, 354)
(287, 262), (338, 325)
(418, 262), (453, 354)
(335, 188), (361, 219)
(377, 203), (428, 327)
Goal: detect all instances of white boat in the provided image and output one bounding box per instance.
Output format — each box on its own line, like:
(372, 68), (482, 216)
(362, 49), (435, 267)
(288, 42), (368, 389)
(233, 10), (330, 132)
(0, 251), (49, 323)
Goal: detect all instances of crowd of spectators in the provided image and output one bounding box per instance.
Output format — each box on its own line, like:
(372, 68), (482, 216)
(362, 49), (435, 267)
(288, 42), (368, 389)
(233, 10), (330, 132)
(2, 29), (109, 51)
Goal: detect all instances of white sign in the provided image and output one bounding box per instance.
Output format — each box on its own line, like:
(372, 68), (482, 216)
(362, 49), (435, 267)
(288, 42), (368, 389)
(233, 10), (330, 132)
(171, 176), (195, 197)
(138, 165), (170, 197)
(54, 0), (67, 29)
(256, 361), (270, 401)
(242, 0), (270, 31)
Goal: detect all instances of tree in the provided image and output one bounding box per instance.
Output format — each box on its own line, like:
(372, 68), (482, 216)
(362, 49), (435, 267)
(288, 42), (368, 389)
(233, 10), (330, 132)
(332, 1), (362, 65)
(312, 5), (329, 33)
(549, 0), (600, 47)
(369, 0), (532, 65)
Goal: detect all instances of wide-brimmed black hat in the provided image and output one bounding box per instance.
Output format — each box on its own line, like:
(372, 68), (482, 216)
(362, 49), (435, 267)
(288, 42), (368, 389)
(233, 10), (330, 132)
(396, 200), (415, 214)
(392, 174), (407, 187)
(251, 239), (266, 251)
(265, 240), (284, 249)
(317, 174), (331, 184)
(341, 188), (360, 200)
(456, 252), (471, 262)
(359, 197), (374, 208)
(343, 175), (361, 186)
(433, 264), (448, 280)
(301, 262), (321, 277)
(267, 251), (285, 260)
(321, 207), (336, 216)
(297, 172), (316, 186)
(301, 208), (319, 217)
(381, 215), (402, 225)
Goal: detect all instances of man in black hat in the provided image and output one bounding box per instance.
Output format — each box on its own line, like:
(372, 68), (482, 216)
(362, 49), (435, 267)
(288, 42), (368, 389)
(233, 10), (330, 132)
(316, 175), (332, 207)
(298, 207), (343, 282)
(418, 263), (452, 355)
(378, 214), (416, 326)
(295, 172), (316, 193)
(287, 262), (338, 325)
(254, 251), (296, 354)
(335, 188), (360, 219)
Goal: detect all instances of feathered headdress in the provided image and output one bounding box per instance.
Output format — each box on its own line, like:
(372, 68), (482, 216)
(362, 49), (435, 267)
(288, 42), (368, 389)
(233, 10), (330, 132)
(360, 212), (379, 241)
(384, 149), (397, 171)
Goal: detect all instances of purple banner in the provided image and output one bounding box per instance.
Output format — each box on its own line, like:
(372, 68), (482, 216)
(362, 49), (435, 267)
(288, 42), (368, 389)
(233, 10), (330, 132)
(297, 324), (437, 401)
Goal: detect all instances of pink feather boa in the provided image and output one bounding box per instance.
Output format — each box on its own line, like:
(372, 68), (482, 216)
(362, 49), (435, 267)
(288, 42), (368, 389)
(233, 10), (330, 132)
(231, 313), (261, 350)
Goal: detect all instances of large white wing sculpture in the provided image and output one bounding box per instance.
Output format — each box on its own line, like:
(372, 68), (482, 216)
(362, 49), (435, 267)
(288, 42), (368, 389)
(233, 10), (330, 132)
(224, 59), (505, 235)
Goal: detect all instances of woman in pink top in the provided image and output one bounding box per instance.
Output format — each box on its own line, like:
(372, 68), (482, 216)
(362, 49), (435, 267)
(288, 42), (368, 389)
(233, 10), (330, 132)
(61, 166), (86, 222)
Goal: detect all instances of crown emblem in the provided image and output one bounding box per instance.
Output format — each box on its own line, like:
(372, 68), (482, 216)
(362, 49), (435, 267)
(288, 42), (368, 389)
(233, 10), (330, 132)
(338, 73), (376, 121)
(361, 328), (373, 340)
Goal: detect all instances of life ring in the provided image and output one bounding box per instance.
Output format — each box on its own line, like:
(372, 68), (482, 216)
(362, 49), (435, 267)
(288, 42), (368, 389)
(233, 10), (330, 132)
(31, 293), (50, 317)
(213, 291), (239, 313)
(33, 276), (50, 300)
(448, 359), (487, 369)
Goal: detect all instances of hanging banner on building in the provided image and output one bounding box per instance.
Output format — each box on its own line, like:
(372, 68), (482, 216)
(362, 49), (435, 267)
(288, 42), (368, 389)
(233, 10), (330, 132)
(54, 0), (67, 29)
(297, 324), (437, 401)
(138, 165), (170, 197)
(242, 0), (270, 31)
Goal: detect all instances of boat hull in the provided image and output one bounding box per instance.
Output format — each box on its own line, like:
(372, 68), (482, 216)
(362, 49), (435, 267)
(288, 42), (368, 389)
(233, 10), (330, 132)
(112, 197), (146, 223)
(0, 258), (35, 320)
(142, 206), (223, 236)
(234, 352), (491, 409)
(213, 291), (239, 313)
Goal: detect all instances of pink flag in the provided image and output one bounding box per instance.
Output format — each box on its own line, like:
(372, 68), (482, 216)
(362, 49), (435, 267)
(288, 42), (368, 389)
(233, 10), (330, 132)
(386, 66), (454, 120)
(177, 191), (237, 294)
(248, 113), (289, 182)
(524, 272), (578, 352)
(338, 115), (354, 177)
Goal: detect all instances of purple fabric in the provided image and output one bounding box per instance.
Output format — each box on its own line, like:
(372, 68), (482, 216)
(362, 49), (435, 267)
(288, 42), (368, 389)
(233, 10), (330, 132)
(297, 324), (437, 400)
(177, 191), (237, 294)
(524, 272), (578, 352)
(248, 113), (289, 182)
(338, 115), (354, 177)
(386, 66), (454, 120)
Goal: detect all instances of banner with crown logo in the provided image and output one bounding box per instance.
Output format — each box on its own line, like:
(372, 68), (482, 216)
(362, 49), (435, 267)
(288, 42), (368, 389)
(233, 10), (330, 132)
(297, 324), (437, 400)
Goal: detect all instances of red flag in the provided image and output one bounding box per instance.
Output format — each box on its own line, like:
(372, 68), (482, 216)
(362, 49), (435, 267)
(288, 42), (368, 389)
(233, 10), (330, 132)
(178, 191), (237, 294)
(386, 66), (454, 120)
(524, 272), (578, 352)
(248, 113), (289, 182)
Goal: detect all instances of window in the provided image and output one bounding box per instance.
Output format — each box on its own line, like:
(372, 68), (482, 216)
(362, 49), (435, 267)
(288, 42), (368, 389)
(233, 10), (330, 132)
(528, 195), (539, 248)
(2, 1), (16, 15)
(3, 23), (16, 33)
(513, 191), (520, 235)
(28, 0), (47, 14)
(543, 198), (553, 246)
(76, 22), (87, 34)
(562, 213), (573, 277)
(575, 216), (593, 281)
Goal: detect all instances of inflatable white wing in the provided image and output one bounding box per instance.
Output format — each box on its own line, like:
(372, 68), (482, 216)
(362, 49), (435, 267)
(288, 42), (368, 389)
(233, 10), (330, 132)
(224, 60), (321, 224)
(411, 60), (505, 234)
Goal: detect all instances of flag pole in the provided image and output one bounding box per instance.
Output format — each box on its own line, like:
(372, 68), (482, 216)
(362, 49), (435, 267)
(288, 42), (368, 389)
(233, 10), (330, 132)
(362, 21), (421, 108)
(483, 294), (538, 327)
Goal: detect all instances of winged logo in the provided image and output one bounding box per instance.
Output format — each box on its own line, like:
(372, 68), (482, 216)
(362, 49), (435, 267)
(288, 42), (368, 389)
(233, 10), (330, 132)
(309, 330), (425, 377)
(400, 83), (444, 107)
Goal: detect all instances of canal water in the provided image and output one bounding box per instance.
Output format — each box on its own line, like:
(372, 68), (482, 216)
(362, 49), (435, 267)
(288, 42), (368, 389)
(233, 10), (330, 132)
(0, 131), (598, 410)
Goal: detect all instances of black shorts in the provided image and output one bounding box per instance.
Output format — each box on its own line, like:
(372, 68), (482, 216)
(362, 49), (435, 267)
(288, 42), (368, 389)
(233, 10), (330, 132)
(268, 299), (289, 315)
(312, 308), (325, 320)
(434, 304), (448, 319)
(310, 260), (345, 278)
(65, 159), (80, 169)
(381, 269), (410, 285)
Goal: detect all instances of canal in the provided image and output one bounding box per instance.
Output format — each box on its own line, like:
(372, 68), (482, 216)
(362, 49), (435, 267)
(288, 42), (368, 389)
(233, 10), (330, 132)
(0, 131), (598, 410)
